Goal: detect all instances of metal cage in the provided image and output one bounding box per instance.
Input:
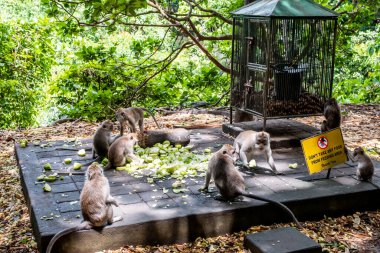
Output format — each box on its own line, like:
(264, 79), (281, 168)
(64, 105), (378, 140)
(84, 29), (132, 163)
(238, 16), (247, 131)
(230, 0), (338, 128)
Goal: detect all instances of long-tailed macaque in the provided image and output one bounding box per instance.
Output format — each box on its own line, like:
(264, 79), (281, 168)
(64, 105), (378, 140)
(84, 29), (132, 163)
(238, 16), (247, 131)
(202, 144), (302, 228)
(104, 133), (141, 170)
(234, 130), (279, 174)
(352, 147), (374, 181)
(46, 163), (122, 253)
(56, 120), (114, 167)
(92, 120), (114, 160)
(115, 107), (161, 135)
(321, 98), (341, 133)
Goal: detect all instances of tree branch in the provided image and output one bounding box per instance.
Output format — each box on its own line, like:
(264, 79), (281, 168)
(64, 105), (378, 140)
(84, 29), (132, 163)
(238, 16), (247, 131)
(148, 0), (231, 73)
(188, 0), (233, 25)
(118, 21), (179, 27)
(332, 0), (345, 10)
(123, 42), (194, 105)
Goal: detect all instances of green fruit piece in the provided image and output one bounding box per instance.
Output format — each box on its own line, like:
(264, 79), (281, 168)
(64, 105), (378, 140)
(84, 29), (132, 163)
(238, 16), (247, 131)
(149, 147), (160, 154)
(288, 163), (298, 169)
(172, 180), (183, 188)
(144, 157), (153, 163)
(20, 142), (27, 148)
(126, 156), (133, 163)
(248, 160), (256, 168)
(44, 163), (52, 171)
(204, 148), (211, 154)
(37, 175), (46, 181)
(101, 158), (109, 166)
(163, 140), (170, 145)
(60, 176), (64, 180)
(77, 149), (86, 157)
(43, 183), (52, 192)
(173, 188), (189, 194)
(175, 144), (182, 149)
(116, 167), (126, 171)
(44, 175), (57, 182)
(64, 158), (72, 164)
(73, 162), (82, 170)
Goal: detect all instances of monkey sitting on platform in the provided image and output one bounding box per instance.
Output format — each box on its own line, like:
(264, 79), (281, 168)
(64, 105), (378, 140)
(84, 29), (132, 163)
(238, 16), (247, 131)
(321, 98), (341, 133)
(234, 130), (279, 175)
(104, 133), (141, 170)
(351, 147), (374, 182)
(201, 144), (302, 228)
(46, 163), (122, 253)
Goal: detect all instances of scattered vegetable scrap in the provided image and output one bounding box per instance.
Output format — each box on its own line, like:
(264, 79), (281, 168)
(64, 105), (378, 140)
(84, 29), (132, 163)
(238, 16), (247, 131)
(77, 149), (86, 157)
(1, 108), (379, 252)
(64, 158), (72, 164)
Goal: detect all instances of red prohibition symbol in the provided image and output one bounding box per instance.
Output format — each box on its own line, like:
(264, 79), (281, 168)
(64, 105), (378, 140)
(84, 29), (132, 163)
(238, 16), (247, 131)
(317, 136), (328, 149)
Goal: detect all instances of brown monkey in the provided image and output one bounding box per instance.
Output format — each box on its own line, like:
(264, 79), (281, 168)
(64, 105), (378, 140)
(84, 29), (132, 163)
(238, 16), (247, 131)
(202, 144), (302, 228)
(116, 107), (161, 135)
(46, 163), (122, 253)
(104, 133), (141, 170)
(56, 120), (114, 164)
(321, 98), (341, 133)
(92, 120), (114, 159)
(352, 147), (374, 181)
(234, 130), (279, 174)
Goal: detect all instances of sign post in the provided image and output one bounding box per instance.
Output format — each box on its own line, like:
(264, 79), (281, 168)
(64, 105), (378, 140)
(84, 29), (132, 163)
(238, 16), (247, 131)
(301, 128), (347, 177)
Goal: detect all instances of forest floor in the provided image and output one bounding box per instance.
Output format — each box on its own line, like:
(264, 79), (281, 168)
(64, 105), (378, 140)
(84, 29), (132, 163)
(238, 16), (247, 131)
(0, 104), (379, 253)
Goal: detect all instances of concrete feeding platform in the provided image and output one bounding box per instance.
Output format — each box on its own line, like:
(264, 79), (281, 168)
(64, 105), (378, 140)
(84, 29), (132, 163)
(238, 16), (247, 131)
(16, 121), (380, 253)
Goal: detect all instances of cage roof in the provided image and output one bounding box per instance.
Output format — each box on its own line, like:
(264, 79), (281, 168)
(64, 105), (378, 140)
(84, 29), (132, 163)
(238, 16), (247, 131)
(231, 0), (338, 18)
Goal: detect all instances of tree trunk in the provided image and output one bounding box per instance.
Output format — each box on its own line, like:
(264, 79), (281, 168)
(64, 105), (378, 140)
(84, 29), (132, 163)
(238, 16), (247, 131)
(139, 128), (191, 147)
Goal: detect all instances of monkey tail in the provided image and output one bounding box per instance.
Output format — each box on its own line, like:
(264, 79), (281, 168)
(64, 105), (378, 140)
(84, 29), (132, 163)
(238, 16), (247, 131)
(82, 156), (103, 166)
(241, 191), (302, 229)
(46, 222), (92, 253)
(142, 108), (161, 129)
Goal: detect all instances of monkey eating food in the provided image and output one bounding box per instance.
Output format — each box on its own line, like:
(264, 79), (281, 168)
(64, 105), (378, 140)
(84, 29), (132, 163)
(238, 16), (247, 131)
(234, 130), (279, 174)
(202, 144), (302, 228)
(104, 133), (141, 170)
(46, 163), (122, 253)
(116, 107), (161, 136)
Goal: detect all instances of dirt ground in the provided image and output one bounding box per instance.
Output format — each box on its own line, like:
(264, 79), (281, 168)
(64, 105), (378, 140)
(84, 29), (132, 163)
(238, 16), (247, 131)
(0, 104), (379, 253)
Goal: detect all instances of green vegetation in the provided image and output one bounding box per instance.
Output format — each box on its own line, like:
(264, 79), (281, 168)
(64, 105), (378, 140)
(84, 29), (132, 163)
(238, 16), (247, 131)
(0, 0), (378, 129)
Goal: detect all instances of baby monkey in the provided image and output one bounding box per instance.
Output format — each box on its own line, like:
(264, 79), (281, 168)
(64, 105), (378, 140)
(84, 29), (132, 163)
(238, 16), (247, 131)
(351, 147), (374, 181)
(202, 144), (302, 228)
(321, 98), (341, 133)
(104, 133), (141, 170)
(116, 107), (161, 135)
(234, 130), (279, 174)
(46, 163), (122, 253)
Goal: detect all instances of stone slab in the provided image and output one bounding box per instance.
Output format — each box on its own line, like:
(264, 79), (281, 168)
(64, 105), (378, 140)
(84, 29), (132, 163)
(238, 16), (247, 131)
(15, 127), (380, 253)
(244, 227), (322, 253)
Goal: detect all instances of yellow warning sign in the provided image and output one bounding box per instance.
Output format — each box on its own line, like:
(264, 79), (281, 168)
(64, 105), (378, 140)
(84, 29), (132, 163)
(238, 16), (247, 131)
(301, 128), (347, 174)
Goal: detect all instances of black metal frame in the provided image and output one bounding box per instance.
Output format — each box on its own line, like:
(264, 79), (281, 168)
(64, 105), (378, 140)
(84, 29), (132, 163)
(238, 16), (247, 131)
(230, 15), (338, 129)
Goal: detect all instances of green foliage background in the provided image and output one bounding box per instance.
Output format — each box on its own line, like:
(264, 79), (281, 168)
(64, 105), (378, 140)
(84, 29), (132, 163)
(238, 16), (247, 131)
(0, 0), (379, 129)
